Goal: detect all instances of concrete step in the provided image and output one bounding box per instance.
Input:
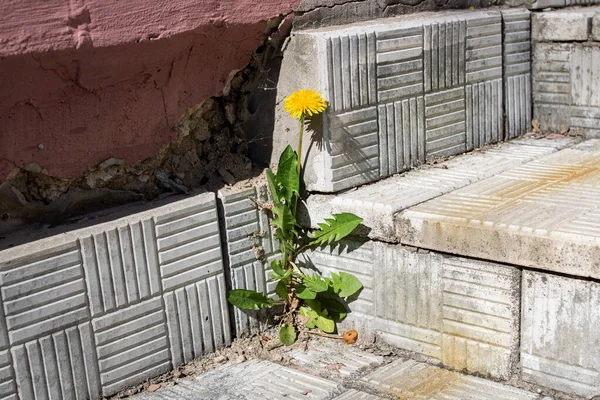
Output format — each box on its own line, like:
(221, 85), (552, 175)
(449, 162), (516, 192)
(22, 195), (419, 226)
(131, 342), (545, 400)
(396, 139), (600, 279)
(303, 136), (577, 241)
(274, 8), (533, 193)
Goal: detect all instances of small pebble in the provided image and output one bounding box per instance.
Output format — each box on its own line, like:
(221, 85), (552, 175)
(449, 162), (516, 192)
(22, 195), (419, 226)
(147, 384), (161, 392)
(234, 355), (246, 364)
(214, 355), (227, 363)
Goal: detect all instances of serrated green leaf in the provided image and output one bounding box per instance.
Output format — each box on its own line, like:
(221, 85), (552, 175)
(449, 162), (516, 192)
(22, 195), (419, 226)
(276, 145), (300, 204)
(272, 205), (296, 239)
(302, 274), (328, 293)
(337, 271), (363, 298)
(309, 213), (363, 246)
(330, 272), (342, 294)
(227, 289), (277, 310)
(280, 324), (297, 345)
(304, 299), (322, 313)
(266, 168), (281, 205)
(295, 284), (317, 300)
(271, 259), (285, 277)
(275, 280), (289, 302)
(320, 297), (347, 321)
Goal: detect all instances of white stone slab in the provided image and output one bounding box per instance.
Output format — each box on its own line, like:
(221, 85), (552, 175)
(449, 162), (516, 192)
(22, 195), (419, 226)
(303, 140), (567, 241)
(132, 360), (343, 400)
(334, 390), (384, 400)
(362, 359), (539, 399)
(275, 10), (506, 192)
(397, 144), (600, 279)
(522, 271), (600, 398)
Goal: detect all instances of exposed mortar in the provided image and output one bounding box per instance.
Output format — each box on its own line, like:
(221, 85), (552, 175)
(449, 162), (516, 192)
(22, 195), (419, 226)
(0, 15), (292, 237)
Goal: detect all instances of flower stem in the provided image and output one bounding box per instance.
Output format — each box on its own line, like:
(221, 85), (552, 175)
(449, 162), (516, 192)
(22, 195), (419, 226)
(297, 115), (304, 177)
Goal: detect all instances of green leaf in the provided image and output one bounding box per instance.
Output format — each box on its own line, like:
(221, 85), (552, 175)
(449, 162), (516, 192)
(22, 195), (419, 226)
(280, 324), (297, 345)
(275, 280), (289, 302)
(309, 213), (363, 246)
(300, 306), (317, 328)
(266, 168), (281, 205)
(295, 284), (317, 300)
(314, 314), (335, 333)
(303, 274), (328, 293)
(227, 289), (277, 310)
(276, 145), (300, 204)
(320, 297), (347, 321)
(272, 205), (296, 239)
(337, 272), (363, 298)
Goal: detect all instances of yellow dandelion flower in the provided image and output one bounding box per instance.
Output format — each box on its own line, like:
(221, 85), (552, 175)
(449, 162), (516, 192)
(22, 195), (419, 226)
(284, 89), (328, 119)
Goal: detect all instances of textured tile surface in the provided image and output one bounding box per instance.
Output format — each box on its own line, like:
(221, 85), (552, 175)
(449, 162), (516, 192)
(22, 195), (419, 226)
(361, 359), (539, 399)
(502, 9), (531, 139)
(304, 139), (568, 241)
(276, 10), (512, 192)
(0, 191), (232, 399)
(397, 142), (600, 279)
(522, 271), (600, 398)
(334, 390), (384, 400)
(132, 360), (343, 400)
(218, 185), (279, 337)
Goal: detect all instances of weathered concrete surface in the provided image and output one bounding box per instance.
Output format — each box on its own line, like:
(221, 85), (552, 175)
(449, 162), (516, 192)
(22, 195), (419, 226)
(524, 0), (600, 9)
(522, 271), (600, 398)
(396, 140), (600, 279)
(133, 359), (343, 399)
(0, 192), (231, 398)
(302, 138), (574, 241)
(300, 242), (522, 379)
(593, 13), (600, 41)
(532, 7), (600, 135)
(362, 359), (540, 399)
(275, 10), (514, 192)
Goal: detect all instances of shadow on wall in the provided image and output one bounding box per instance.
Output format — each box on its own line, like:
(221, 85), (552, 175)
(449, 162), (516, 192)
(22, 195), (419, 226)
(0, 18), (291, 244)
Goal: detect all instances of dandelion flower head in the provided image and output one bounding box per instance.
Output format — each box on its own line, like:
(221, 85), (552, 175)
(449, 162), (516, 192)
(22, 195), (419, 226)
(284, 89), (327, 119)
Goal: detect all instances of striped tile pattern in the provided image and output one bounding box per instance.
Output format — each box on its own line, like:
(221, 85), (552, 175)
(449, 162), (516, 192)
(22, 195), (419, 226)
(522, 271), (600, 398)
(164, 277), (231, 367)
(0, 243), (89, 345)
(570, 46), (600, 132)
(424, 20), (466, 92)
(424, 87), (467, 158)
(466, 78), (503, 149)
(155, 199), (223, 291)
(328, 107), (380, 191)
(0, 192), (232, 400)
(465, 14), (503, 84)
(219, 186), (277, 336)
(12, 323), (100, 400)
(376, 26), (424, 103)
(503, 9), (532, 139)
(327, 33), (377, 112)
(93, 297), (171, 397)
(81, 220), (161, 316)
(377, 97), (425, 177)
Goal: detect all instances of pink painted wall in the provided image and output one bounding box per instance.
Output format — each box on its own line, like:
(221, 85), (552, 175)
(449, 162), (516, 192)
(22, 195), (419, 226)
(0, 0), (302, 180)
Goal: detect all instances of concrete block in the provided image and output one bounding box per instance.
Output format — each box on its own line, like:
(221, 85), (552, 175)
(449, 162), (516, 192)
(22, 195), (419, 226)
(155, 194), (224, 292)
(0, 350), (17, 400)
(361, 359), (538, 399)
(92, 297), (171, 397)
(275, 10), (504, 192)
(570, 45), (600, 131)
(218, 185), (279, 336)
(532, 11), (590, 42)
(164, 277), (231, 367)
(303, 140), (564, 241)
(593, 13), (600, 41)
(522, 271), (600, 398)
(502, 9), (532, 139)
(396, 146), (600, 279)
(306, 241), (520, 379)
(132, 360), (343, 399)
(12, 323), (100, 400)
(81, 219), (161, 316)
(0, 242), (89, 345)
